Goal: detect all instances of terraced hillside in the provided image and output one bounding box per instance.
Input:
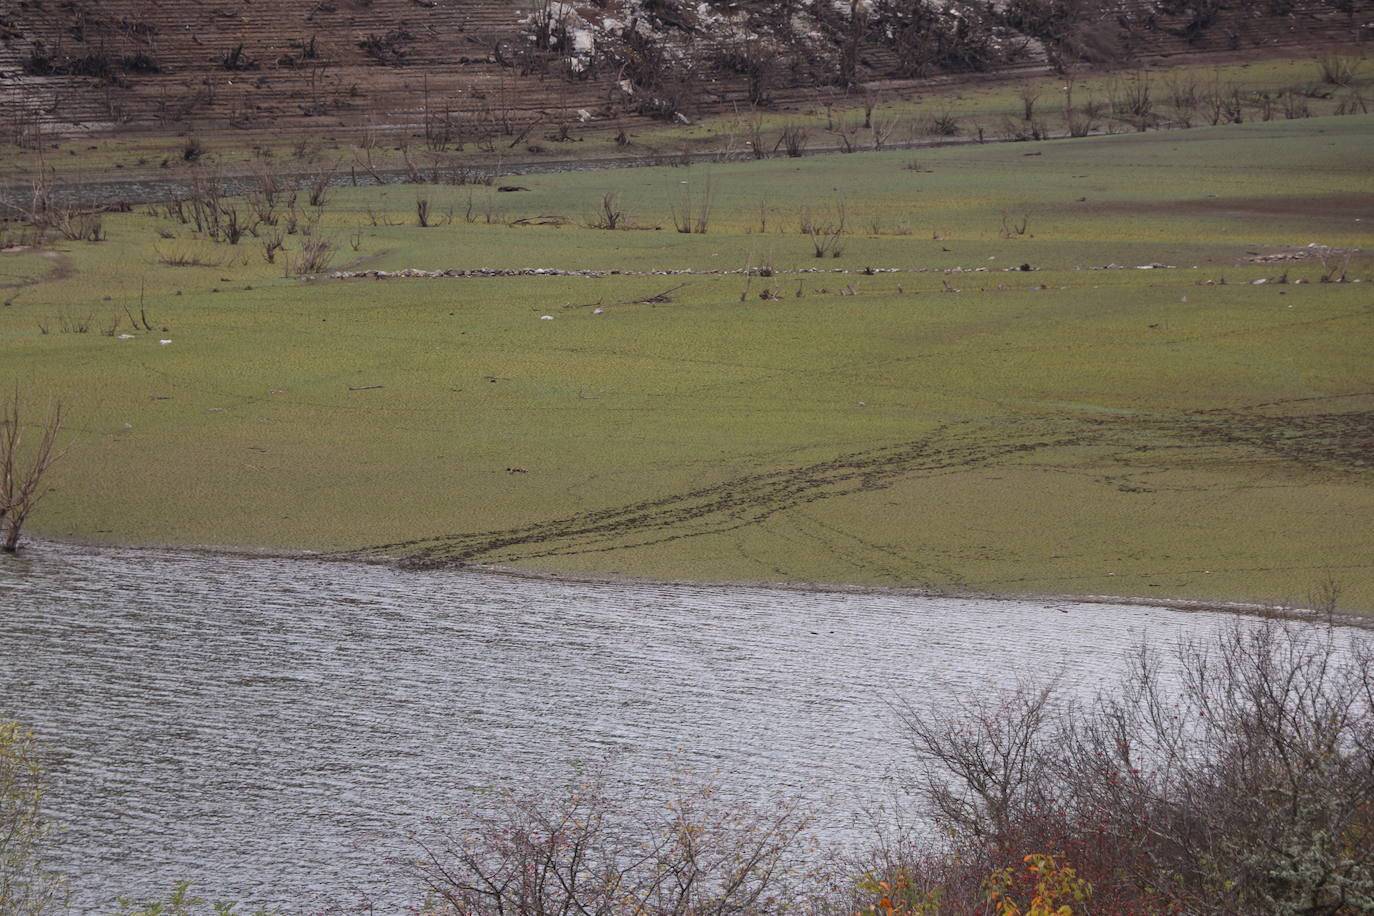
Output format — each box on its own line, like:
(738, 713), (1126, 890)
(0, 0), (1368, 143)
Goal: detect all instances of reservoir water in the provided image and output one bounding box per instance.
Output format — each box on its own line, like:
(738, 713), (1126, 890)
(0, 539), (1278, 912)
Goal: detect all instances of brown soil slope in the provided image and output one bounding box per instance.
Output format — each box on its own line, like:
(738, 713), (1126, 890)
(0, 0), (1367, 141)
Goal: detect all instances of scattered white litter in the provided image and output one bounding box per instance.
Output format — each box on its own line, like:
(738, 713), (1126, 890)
(539, 315), (554, 320)
(159, 339), (172, 344)
(117, 334), (136, 339)
(592, 308), (604, 314)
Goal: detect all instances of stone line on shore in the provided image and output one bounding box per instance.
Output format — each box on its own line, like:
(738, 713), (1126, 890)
(323, 263), (1178, 280)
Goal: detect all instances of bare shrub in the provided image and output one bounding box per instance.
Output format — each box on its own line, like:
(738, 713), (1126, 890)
(307, 161), (340, 208)
(1018, 81), (1043, 120)
(779, 124), (810, 158)
(668, 178), (713, 234)
(49, 210), (105, 243)
(804, 201), (847, 258)
(1335, 90), (1370, 116)
(296, 236), (335, 274)
(586, 192), (626, 229)
(260, 228), (286, 264)
(872, 116), (900, 151)
(1283, 90), (1311, 120)
(1319, 250), (1351, 283)
(1066, 106), (1097, 137)
(1165, 75), (1199, 127)
(926, 111), (960, 136)
(1108, 71), (1154, 130)
(415, 197), (431, 228)
(748, 114), (769, 160)
(408, 766), (814, 916)
(999, 213), (1030, 238)
(54, 308), (93, 334)
(828, 118), (861, 153)
(156, 245), (223, 268)
(1316, 52), (1362, 87)
(358, 28), (415, 65)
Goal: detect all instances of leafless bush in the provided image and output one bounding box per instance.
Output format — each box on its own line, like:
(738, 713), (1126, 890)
(828, 118), (861, 153)
(1165, 75), (1199, 127)
(1, 392), (69, 552)
(49, 209), (105, 242)
(415, 197), (431, 228)
(260, 228), (286, 264)
(54, 308), (93, 334)
(1283, 91), (1311, 119)
(926, 111), (960, 137)
(748, 115), (769, 160)
(307, 161), (340, 208)
(1203, 83), (1246, 125)
(296, 236), (335, 274)
(1108, 71), (1154, 130)
(1319, 251), (1351, 283)
(220, 43), (259, 72)
(779, 124), (810, 158)
(888, 620), (1374, 914)
(1066, 104), (1098, 137)
(586, 192), (626, 230)
(871, 116), (900, 151)
(1316, 52), (1362, 87)
(365, 207), (400, 228)
(219, 205), (251, 245)
(408, 766), (815, 916)
(668, 178), (713, 234)
(999, 213), (1030, 238)
(358, 28), (415, 66)
(1018, 81), (1043, 121)
(156, 245), (224, 268)
(804, 201), (847, 258)
(1335, 90), (1370, 116)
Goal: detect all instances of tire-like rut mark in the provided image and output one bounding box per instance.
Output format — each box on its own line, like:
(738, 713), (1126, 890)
(341, 405), (1374, 570)
(342, 423), (1076, 569)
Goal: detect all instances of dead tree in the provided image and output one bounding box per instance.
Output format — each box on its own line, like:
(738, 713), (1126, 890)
(1, 393), (68, 552)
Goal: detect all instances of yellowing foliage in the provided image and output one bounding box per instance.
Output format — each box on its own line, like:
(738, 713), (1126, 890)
(986, 854), (1092, 916)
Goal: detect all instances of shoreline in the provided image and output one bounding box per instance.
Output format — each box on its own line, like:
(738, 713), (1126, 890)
(19, 531), (1372, 629)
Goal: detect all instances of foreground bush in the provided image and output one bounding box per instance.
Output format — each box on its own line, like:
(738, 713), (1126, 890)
(0, 720), (66, 916)
(876, 620), (1374, 915)
(408, 770), (819, 915)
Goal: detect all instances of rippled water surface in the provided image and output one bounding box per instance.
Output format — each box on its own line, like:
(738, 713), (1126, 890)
(2, 541), (1259, 912)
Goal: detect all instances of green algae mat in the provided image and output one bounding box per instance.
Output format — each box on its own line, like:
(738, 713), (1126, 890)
(3, 116), (1372, 610)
